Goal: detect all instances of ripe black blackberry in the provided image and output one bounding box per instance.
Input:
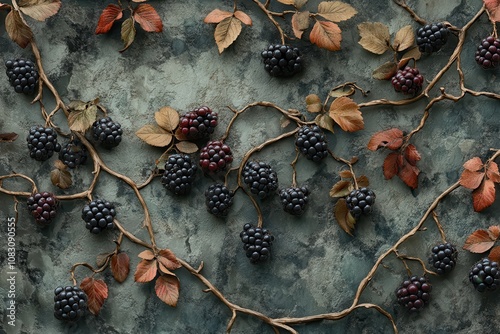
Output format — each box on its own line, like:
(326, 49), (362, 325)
(54, 286), (88, 321)
(240, 223), (274, 263)
(428, 242), (458, 275)
(242, 161), (278, 199)
(345, 187), (376, 220)
(469, 258), (500, 292)
(59, 139), (87, 169)
(295, 125), (328, 162)
(26, 126), (61, 161)
(391, 66), (424, 96)
(27, 192), (57, 226)
(161, 154), (197, 195)
(205, 183), (234, 217)
(92, 117), (122, 148)
(475, 36), (500, 69)
(261, 44), (303, 77)
(179, 106), (218, 139)
(279, 186), (309, 216)
(5, 58), (39, 94)
(81, 199), (116, 234)
(396, 275), (432, 312)
(416, 22), (449, 54)
(199, 140), (233, 173)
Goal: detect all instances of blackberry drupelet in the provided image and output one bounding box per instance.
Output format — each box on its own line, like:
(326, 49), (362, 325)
(199, 140), (233, 173)
(5, 58), (39, 94)
(295, 125), (328, 162)
(81, 199), (116, 234)
(279, 186), (309, 216)
(92, 117), (122, 148)
(345, 187), (376, 220)
(161, 154), (197, 195)
(26, 126), (61, 161)
(242, 161), (278, 199)
(54, 286), (88, 321)
(205, 183), (234, 217)
(428, 243), (458, 275)
(27, 192), (57, 226)
(416, 23), (449, 54)
(391, 66), (424, 96)
(179, 106), (218, 139)
(469, 258), (500, 292)
(59, 139), (87, 168)
(396, 275), (432, 312)
(475, 36), (500, 69)
(240, 223), (274, 263)
(261, 44), (303, 77)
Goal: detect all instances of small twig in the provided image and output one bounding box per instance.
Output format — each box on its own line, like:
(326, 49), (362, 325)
(432, 211), (447, 243)
(290, 150), (300, 188)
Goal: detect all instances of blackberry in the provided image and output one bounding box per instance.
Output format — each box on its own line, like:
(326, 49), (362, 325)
(469, 258), (500, 292)
(205, 183), (234, 217)
(5, 58), (39, 94)
(242, 161), (279, 199)
(391, 66), (424, 96)
(92, 117), (123, 148)
(475, 36), (500, 69)
(416, 23), (449, 54)
(295, 125), (328, 162)
(54, 286), (88, 321)
(178, 106), (218, 139)
(59, 139), (87, 168)
(26, 192), (57, 226)
(81, 199), (116, 234)
(161, 154), (197, 195)
(199, 140), (233, 173)
(26, 126), (61, 161)
(279, 186), (309, 216)
(345, 187), (376, 220)
(396, 275), (432, 312)
(428, 243), (458, 275)
(261, 44), (303, 77)
(240, 223), (274, 264)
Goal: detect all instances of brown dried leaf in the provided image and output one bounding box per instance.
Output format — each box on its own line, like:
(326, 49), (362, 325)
(392, 25), (414, 51)
(328, 85), (355, 98)
(133, 4), (162, 32)
(404, 144), (421, 165)
(459, 169), (485, 190)
(214, 16), (242, 54)
(137, 249), (155, 260)
(486, 161), (500, 183)
(155, 106), (179, 131)
(135, 124), (172, 147)
(484, 0), (500, 22)
(488, 225), (500, 240)
(132, 0), (147, 2)
(401, 45), (422, 62)
(80, 277), (108, 316)
(358, 22), (390, 55)
(310, 21), (342, 51)
(155, 275), (180, 307)
(158, 262), (175, 276)
(68, 104), (97, 133)
(356, 175), (369, 188)
(329, 180), (352, 198)
(334, 198), (356, 235)
(383, 152), (401, 180)
(488, 246), (500, 263)
(317, 1), (357, 22)
(463, 229), (496, 253)
(329, 96), (364, 132)
(398, 158), (420, 189)
(50, 163), (72, 189)
(472, 179), (496, 212)
(5, 10), (34, 48)
(295, 0), (308, 8)
(120, 17), (136, 52)
(291, 11), (310, 39)
(234, 10), (252, 26)
(204, 9), (233, 24)
(367, 128), (404, 151)
(175, 141), (198, 154)
(277, 0), (295, 4)
(280, 117), (291, 128)
(463, 157), (484, 172)
(19, 0), (61, 22)
(338, 170), (353, 178)
(96, 252), (111, 267)
(0, 133), (18, 142)
(157, 249), (181, 270)
(314, 113), (335, 134)
(95, 4), (123, 34)
(134, 259), (157, 283)
(111, 252), (130, 283)
(305, 94), (322, 113)
(67, 100), (87, 111)
(372, 61), (397, 80)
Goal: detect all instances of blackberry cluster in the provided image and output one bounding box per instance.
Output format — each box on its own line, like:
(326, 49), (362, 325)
(240, 223), (274, 264)
(161, 154), (197, 195)
(199, 140), (233, 173)
(469, 258), (500, 292)
(59, 139), (87, 168)
(26, 126), (61, 161)
(179, 106), (218, 139)
(242, 161), (278, 199)
(475, 36), (500, 69)
(81, 199), (116, 234)
(261, 44), (303, 77)
(205, 184), (234, 217)
(428, 243), (458, 275)
(26, 192), (57, 226)
(345, 187), (376, 220)
(5, 58), (39, 94)
(391, 66), (424, 96)
(279, 186), (309, 216)
(295, 125), (328, 162)
(396, 275), (432, 312)
(416, 23), (449, 54)
(53, 286), (88, 321)
(92, 117), (122, 148)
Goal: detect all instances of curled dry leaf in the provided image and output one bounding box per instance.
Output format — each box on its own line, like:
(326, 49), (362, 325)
(5, 10), (34, 48)
(334, 198), (356, 235)
(317, 1), (357, 22)
(50, 160), (72, 189)
(383, 152), (401, 180)
(135, 124), (173, 147)
(133, 4), (163, 33)
(488, 225), (500, 240)
(134, 259), (157, 283)
(111, 252), (130, 283)
(95, 4), (123, 34)
(392, 25), (415, 52)
(484, 0), (500, 22)
(18, 0), (61, 22)
(214, 16), (242, 54)
(155, 106), (179, 132)
(372, 61), (397, 80)
(404, 144), (421, 165)
(80, 277), (108, 316)
(0, 133), (18, 142)
(291, 11), (310, 39)
(157, 249), (181, 271)
(175, 141), (198, 154)
(120, 17), (136, 52)
(310, 20), (342, 51)
(328, 85), (355, 98)
(472, 179), (496, 212)
(488, 246), (500, 263)
(155, 275), (180, 307)
(367, 128), (404, 151)
(305, 94), (322, 113)
(358, 22), (390, 55)
(329, 180), (352, 198)
(463, 229), (496, 253)
(68, 104), (98, 132)
(398, 159), (420, 189)
(234, 10), (252, 26)
(329, 96), (364, 132)
(314, 113), (335, 134)
(204, 9), (233, 24)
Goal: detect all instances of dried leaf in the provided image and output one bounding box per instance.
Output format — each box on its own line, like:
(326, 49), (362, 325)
(463, 157), (484, 172)
(334, 198), (356, 235)
(95, 4), (123, 34)
(459, 169), (485, 190)
(372, 61), (397, 80)
(472, 179), (496, 212)
(280, 117), (291, 128)
(291, 11), (310, 39)
(155, 106), (179, 131)
(134, 259), (157, 283)
(111, 252), (130, 283)
(310, 20), (342, 51)
(214, 16), (242, 54)
(392, 25), (414, 51)
(155, 275), (180, 307)
(367, 128), (404, 151)
(295, 0), (308, 8)
(484, 0), (500, 22)
(50, 163), (72, 189)
(135, 124), (173, 147)
(329, 96), (364, 132)
(133, 4), (162, 32)
(68, 104), (97, 132)
(486, 161), (500, 183)
(383, 152), (401, 180)
(328, 85), (355, 98)
(132, 0), (146, 2)
(488, 246), (500, 263)
(398, 158), (420, 189)
(358, 22), (390, 55)
(329, 180), (352, 198)
(137, 249), (155, 260)
(19, 0), (61, 22)
(67, 100), (88, 111)
(277, 0), (295, 4)
(0, 133), (18, 142)
(463, 229), (496, 253)
(157, 249), (181, 270)
(80, 277), (108, 316)
(317, 1), (357, 22)
(404, 144), (421, 165)
(158, 262), (175, 275)
(204, 9), (233, 24)
(400, 45), (422, 62)
(356, 175), (369, 188)
(234, 10), (252, 26)
(339, 170), (353, 178)
(175, 141), (198, 154)
(314, 113), (335, 134)
(5, 10), (34, 48)
(96, 252), (111, 267)
(305, 94), (322, 113)
(120, 17), (136, 52)
(488, 225), (500, 240)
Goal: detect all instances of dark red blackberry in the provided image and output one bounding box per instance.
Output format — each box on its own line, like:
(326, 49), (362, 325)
(178, 106), (218, 139)
(81, 199), (116, 234)
(205, 183), (234, 217)
(26, 126), (61, 161)
(416, 23), (449, 54)
(199, 140), (233, 173)
(475, 36), (500, 69)
(295, 125), (328, 162)
(161, 154), (197, 195)
(428, 243), (458, 275)
(92, 117), (123, 148)
(391, 66), (424, 96)
(345, 187), (376, 220)
(396, 275), (432, 312)
(240, 223), (274, 263)
(59, 139), (87, 169)
(469, 258), (500, 292)
(5, 58), (39, 94)
(26, 192), (57, 226)
(242, 161), (279, 199)
(54, 286), (88, 321)
(261, 44), (303, 77)
(279, 186), (309, 216)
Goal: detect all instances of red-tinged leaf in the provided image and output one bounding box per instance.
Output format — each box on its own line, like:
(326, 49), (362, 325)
(204, 9), (233, 24)
(111, 252), (130, 283)
(134, 4), (162, 32)
(310, 20), (342, 51)
(329, 96), (363, 132)
(157, 249), (181, 270)
(463, 157), (484, 172)
(120, 17), (136, 52)
(398, 158), (420, 189)
(459, 169), (485, 190)
(339, 170), (353, 178)
(488, 225), (500, 240)
(80, 277), (108, 316)
(134, 259), (157, 283)
(405, 144), (421, 165)
(234, 10), (252, 26)
(137, 249), (155, 260)
(95, 4), (123, 34)
(372, 61), (397, 80)
(383, 152), (402, 180)
(484, 0), (500, 22)
(214, 16), (242, 54)
(155, 275), (180, 307)
(329, 180), (352, 198)
(472, 179), (496, 212)
(158, 262), (175, 275)
(367, 128), (404, 151)
(19, 0), (61, 22)
(334, 198), (356, 235)
(489, 246), (500, 263)
(0, 133), (18, 142)
(5, 10), (33, 48)
(291, 11), (310, 39)
(486, 161), (500, 183)
(463, 229), (496, 253)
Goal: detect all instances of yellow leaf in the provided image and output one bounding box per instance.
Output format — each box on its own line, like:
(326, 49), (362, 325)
(329, 96), (364, 132)
(317, 1), (357, 22)
(310, 20), (342, 51)
(135, 124), (173, 147)
(120, 17), (136, 53)
(155, 106), (179, 131)
(214, 16), (242, 54)
(291, 11), (310, 39)
(305, 94), (322, 113)
(358, 22), (390, 55)
(314, 113), (335, 134)
(393, 25), (415, 51)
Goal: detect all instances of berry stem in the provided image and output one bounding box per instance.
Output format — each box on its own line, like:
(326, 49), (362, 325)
(327, 150), (358, 189)
(392, 0), (426, 25)
(290, 150), (300, 188)
(0, 173), (38, 196)
(431, 211), (447, 243)
(250, 0), (286, 45)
